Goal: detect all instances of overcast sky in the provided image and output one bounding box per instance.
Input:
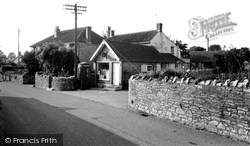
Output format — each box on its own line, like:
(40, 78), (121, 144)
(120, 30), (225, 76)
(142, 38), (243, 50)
(0, 0), (249, 56)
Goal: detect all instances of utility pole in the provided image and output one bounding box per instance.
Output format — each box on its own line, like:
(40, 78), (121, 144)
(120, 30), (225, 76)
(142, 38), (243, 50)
(18, 28), (20, 65)
(205, 33), (210, 51)
(64, 3), (87, 89)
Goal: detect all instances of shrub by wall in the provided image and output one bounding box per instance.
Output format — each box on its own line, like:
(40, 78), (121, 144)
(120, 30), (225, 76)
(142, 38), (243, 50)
(35, 73), (52, 89)
(52, 76), (75, 91)
(129, 75), (250, 143)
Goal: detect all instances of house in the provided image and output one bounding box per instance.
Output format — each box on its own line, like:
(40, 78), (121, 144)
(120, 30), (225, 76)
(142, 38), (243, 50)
(30, 26), (103, 65)
(90, 23), (189, 89)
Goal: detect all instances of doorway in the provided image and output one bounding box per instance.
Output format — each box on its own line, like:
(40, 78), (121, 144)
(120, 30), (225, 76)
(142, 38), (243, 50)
(113, 62), (120, 86)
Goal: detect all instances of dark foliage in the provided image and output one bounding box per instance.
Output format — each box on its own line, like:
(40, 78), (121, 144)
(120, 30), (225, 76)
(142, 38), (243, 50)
(22, 50), (41, 75)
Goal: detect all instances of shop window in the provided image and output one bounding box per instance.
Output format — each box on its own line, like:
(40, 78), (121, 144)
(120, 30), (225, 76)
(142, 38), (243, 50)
(98, 63), (110, 80)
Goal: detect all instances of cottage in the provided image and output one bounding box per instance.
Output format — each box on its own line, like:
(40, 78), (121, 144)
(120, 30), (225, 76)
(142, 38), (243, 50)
(30, 26), (103, 65)
(90, 23), (188, 89)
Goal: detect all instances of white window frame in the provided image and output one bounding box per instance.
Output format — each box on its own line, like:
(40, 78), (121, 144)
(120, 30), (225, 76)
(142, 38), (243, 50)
(97, 62), (110, 81)
(141, 64), (154, 72)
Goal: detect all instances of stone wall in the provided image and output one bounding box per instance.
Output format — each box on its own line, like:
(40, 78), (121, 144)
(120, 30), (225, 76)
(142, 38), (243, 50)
(0, 101), (4, 146)
(129, 75), (250, 143)
(35, 73), (52, 89)
(122, 62), (156, 88)
(10, 74), (35, 84)
(0, 74), (11, 81)
(52, 76), (75, 91)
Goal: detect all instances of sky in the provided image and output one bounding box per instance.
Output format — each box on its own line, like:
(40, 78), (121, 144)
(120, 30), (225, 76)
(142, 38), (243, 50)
(0, 0), (250, 56)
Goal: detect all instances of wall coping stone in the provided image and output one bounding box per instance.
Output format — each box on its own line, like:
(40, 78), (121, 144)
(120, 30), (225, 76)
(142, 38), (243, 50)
(131, 74), (250, 90)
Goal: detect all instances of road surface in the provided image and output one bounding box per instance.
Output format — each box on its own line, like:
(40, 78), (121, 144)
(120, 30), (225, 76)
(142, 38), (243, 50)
(0, 82), (249, 146)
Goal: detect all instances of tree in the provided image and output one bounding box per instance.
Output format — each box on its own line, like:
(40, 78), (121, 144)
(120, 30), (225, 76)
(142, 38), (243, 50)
(22, 50), (41, 75)
(240, 47), (250, 62)
(175, 40), (188, 51)
(208, 44), (222, 51)
(7, 52), (16, 62)
(213, 53), (227, 73)
(213, 48), (244, 73)
(189, 46), (206, 51)
(0, 50), (6, 65)
(35, 42), (75, 76)
(224, 48), (244, 73)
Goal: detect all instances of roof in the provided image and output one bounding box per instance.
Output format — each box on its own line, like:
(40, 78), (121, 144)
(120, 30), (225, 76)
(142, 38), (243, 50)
(190, 51), (225, 63)
(107, 30), (158, 43)
(30, 27), (103, 48)
(105, 40), (183, 63)
(13, 55), (23, 64)
(159, 53), (185, 63)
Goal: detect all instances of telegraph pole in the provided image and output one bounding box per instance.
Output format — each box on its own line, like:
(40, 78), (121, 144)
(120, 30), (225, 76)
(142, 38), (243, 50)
(64, 3), (87, 89)
(205, 33), (210, 51)
(18, 28), (20, 65)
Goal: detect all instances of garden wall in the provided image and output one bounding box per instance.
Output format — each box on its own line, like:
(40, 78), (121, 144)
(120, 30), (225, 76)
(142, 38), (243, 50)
(129, 75), (250, 143)
(35, 73), (52, 89)
(10, 74), (35, 84)
(52, 76), (75, 91)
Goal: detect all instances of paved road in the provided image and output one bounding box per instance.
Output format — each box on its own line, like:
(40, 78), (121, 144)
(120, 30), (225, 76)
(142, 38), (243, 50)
(0, 82), (249, 146)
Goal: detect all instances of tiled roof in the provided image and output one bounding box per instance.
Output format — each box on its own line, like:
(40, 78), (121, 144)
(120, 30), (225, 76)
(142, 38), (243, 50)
(190, 51), (225, 63)
(107, 30), (158, 43)
(30, 27), (103, 48)
(159, 53), (185, 63)
(106, 40), (182, 63)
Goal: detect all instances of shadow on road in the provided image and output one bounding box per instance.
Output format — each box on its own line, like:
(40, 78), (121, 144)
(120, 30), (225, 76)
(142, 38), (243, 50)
(0, 96), (138, 146)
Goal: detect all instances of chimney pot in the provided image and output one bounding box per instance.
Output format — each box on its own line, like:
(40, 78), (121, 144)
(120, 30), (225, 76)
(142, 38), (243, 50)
(157, 23), (163, 32)
(54, 26), (60, 37)
(107, 26), (111, 38)
(111, 30), (115, 37)
(86, 26), (92, 43)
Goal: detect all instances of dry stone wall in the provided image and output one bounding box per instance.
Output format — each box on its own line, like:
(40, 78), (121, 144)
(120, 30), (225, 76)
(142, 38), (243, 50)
(35, 73), (52, 89)
(129, 75), (250, 143)
(10, 74), (35, 84)
(52, 76), (75, 91)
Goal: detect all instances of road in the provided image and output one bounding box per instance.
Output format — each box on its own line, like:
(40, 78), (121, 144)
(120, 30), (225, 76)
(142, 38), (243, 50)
(0, 82), (249, 146)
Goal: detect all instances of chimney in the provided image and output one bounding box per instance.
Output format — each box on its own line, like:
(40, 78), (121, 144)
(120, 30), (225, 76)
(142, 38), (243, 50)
(86, 26), (92, 43)
(54, 26), (60, 37)
(106, 26), (111, 38)
(157, 23), (163, 32)
(102, 31), (107, 39)
(111, 30), (115, 37)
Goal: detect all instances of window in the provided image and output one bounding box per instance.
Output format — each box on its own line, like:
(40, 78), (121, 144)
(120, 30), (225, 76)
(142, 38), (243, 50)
(102, 52), (107, 58)
(156, 64), (161, 71)
(141, 64), (154, 72)
(98, 63), (110, 80)
(175, 63), (178, 68)
(171, 46), (174, 54)
(69, 43), (75, 47)
(147, 65), (153, 71)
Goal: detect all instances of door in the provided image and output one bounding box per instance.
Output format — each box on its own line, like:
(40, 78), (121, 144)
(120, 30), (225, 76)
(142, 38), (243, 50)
(113, 62), (120, 86)
(79, 63), (90, 90)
